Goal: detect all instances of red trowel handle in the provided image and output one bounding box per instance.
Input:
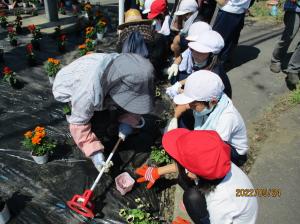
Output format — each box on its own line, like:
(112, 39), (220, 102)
(67, 190), (95, 218)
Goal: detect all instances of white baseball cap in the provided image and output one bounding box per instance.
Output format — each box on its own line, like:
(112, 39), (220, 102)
(188, 30), (224, 54)
(185, 21), (212, 41)
(174, 0), (198, 16)
(142, 0), (154, 14)
(174, 70), (224, 104)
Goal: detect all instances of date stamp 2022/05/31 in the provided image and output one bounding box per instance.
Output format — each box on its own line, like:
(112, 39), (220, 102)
(236, 188), (281, 197)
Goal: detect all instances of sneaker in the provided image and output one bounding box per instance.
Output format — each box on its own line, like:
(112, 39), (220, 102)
(286, 72), (300, 89)
(270, 62), (281, 73)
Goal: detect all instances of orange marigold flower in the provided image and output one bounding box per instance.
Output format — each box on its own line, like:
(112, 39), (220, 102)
(35, 126), (45, 133)
(78, 44), (86, 49)
(24, 131), (33, 138)
(35, 130), (46, 139)
(31, 136), (41, 145)
(85, 38), (92, 44)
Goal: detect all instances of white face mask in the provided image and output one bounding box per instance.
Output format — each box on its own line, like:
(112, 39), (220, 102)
(193, 105), (214, 117)
(193, 59), (208, 70)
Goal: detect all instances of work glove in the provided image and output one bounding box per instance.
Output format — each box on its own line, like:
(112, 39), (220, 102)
(118, 123), (133, 141)
(172, 216), (191, 224)
(164, 117), (178, 133)
(166, 81), (182, 99)
(135, 164), (160, 189)
(90, 151), (105, 172)
(167, 63), (179, 80)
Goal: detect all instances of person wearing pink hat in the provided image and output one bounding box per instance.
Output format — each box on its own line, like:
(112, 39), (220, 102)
(135, 129), (258, 224)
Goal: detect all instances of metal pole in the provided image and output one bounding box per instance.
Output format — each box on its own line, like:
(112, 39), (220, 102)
(44, 0), (58, 22)
(119, 0), (124, 25)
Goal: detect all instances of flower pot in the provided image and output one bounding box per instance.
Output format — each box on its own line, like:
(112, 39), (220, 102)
(96, 32), (104, 41)
(48, 76), (55, 85)
(0, 202), (10, 224)
(31, 152), (49, 164)
(115, 172), (135, 195)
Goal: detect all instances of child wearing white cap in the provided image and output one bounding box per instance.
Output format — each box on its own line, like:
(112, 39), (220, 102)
(166, 70), (248, 166)
(166, 29), (232, 99)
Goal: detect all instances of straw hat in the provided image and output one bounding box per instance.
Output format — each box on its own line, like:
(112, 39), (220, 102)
(118, 9), (153, 30)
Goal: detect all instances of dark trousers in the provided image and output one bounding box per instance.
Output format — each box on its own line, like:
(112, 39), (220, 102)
(213, 10), (245, 62)
(90, 110), (159, 168)
(272, 11), (300, 73)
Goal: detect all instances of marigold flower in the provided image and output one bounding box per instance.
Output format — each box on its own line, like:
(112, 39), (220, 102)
(85, 38), (92, 44)
(78, 44), (86, 49)
(35, 126), (45, 133)
(31, 136), (41, 145)
(24, 131), (33, 138)
(35, 130), (46, 139)
(86, 27), (94, 34)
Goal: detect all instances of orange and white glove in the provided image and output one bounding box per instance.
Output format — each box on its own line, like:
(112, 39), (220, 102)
(135, 164), (160, 189)
(172, 216), (191, 224)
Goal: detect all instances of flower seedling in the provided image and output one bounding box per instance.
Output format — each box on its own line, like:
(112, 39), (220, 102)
(0, 16), (8, 28)
(7, 26), (17, 46)
(44, 58), (61, 77)
(150, 146), (171, 166)
(85, 26), (95, 39)
(119, 198), (159, 224)
(2, 66), (17, 86)
(26, 43), (36, 66)
(58, 34), (67, 52)
(78, 38), (95, 56)
(95, 18), (107, 34)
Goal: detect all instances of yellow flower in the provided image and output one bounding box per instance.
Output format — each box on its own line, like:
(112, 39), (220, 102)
(86, 27), (94, 34)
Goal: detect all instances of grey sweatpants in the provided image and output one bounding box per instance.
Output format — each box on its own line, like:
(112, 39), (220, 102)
(272, 11), (300, 73)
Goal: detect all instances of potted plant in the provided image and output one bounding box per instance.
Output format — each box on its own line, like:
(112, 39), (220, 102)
(7, 26), (17, 46)
(28, 24), (42, 50)
(22, 126), (56, 164)
(14, 15), (23, 34)
(58, 2), (66, 15)
(119, 198), (159, 223)
(0, 197), (10, 224)
(115, 172), (135, 195)
(95, 18), (107, 41)
(57, 34), (67, 52)
(2, 66), (17, 87)
(149, 146), (171, 166)
(78, 38), (95, 56)
(44, 58), (61, 84)
(0, 16), (8, 28)
(85, 26), (95, 39)
(26, 43), (36, 66)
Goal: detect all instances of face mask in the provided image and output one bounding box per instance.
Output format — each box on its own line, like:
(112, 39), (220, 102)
(152, 19), (162, 31)
(193, 59), (208, 71)
(194, 106), (214, 117)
